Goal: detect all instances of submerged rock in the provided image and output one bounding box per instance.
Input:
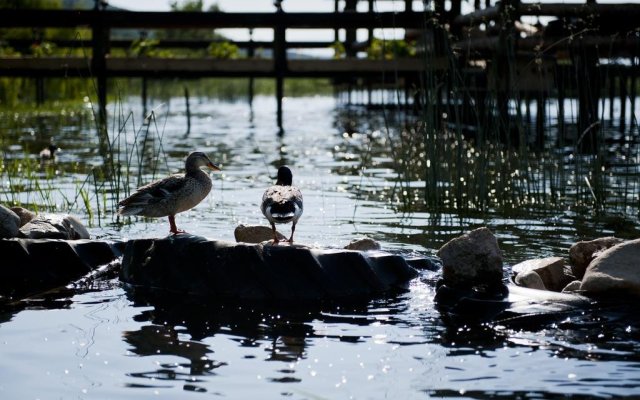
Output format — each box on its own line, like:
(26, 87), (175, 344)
(580, 239), (640, 296)
(234, 224), (286, 243)
(437, 227), (503, 289)
(19, 214), (90, 240)
(569, 237), (624, 280)
(344, 237), (381, 251)
(512, 257), (574, 291)
(0, 205), (20, 239)
(121, 235), (418, 301)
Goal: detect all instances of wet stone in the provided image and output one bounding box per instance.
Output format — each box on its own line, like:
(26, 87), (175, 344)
(0, 238), (122, 299)
(120, 235), (418, 302)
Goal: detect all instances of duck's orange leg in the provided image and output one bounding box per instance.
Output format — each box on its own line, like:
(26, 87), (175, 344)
(168, 215), (185, 235)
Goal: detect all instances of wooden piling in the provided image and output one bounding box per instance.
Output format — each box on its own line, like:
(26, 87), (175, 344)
(620, 71), (628, 133)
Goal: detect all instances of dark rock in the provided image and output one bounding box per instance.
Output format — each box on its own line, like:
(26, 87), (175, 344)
(437, 227), (503, 289)
(569, 237), (624, 280)
(0, 238), (122, 299)
(120, 235), (418, 301)
(9, 207), (35, 227)
(0, 205), (20, 238)
(435, 283), (591, 322)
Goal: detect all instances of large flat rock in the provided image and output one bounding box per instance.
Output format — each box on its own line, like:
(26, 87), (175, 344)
(120, 235), (418, 301)
(0, 238), (123, 300)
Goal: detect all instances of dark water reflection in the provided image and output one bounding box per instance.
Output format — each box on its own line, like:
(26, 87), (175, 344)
(1, 96), (640, 398)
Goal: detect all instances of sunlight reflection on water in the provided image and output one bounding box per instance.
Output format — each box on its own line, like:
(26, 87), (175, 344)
(1, 95), (640, 399)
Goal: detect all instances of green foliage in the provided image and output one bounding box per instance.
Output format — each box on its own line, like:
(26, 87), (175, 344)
(366, 38), (416, 60)
(331, 41), (345, 59)
(207, 41), (239, 59)
(29, 40), (56, 57)
(128, 38), (162, 57)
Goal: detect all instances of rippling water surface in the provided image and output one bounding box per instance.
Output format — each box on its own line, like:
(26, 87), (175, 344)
(1, 95), (639, 399)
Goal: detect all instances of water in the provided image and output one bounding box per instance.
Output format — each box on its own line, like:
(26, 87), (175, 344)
(1, 95), (640, 398)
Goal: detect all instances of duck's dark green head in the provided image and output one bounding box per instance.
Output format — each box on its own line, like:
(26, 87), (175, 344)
(276, 166), (293, 186)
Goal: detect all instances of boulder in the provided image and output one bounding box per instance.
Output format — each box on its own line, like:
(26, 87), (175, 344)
(0, 205), (20, 238)
(512, 257), (574, 291)
(0, 238), (122, 299)
(19, 213), (90, 240)
(580, 239), (640, 296)
(120, 235), (418, 301)
(569, 237), (624, 280)
(344, 237), (381, 251)
(10, 207), (35, 227)
(234, 224), (285, 243)
(436, 227), (503, 289)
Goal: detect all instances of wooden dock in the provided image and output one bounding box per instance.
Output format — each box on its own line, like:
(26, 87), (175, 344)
(0, 1), (639, 137)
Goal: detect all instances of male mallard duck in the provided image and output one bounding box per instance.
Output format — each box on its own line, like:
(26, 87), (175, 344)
(261, 166), (303, 244)
(118, 151), (221, 234)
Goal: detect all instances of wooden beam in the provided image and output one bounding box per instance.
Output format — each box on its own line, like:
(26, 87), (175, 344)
(0, 9), (430, 29)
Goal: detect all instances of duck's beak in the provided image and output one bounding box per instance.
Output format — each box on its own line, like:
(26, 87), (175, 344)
(207, 161), (221, 171)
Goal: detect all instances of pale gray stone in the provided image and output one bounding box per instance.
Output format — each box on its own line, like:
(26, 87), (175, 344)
(562, 280), (583, 293)
(437, 227), (503, 288)
(512, 257), (574, 291)
(580, 239), (640, 296)
(344, 238), (381, 251)
(515, 270), (546, 290)
(234, 224), (286, 243)
(19, 214), (90, 240)
(569, 237), (624, 280)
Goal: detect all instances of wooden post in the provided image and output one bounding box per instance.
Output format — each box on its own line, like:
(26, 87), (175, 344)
(630, 67), (637, 129)
(344, 0), (357, 58)
(141, 77), (148, 119)
(334, 0), (340, 42)
(248, 28), (255, 107)
(574, 46), (600, 152)
(92, 2), (108, 126)
(35, 77), (45, 105)
(536, 90), (546, 149)
(620, 71), (628, 133)
(184, 86), (191, 136)
(557, 65), (566, 141)
(92, 1), (109, 151)
(368, 0), (374, 46)
(274, 0), (286, 132)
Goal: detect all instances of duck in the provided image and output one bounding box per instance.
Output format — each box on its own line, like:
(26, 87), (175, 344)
(118, 151), (221, 235)
(261, 166), (303, 244)
(39, 144), (60, 161)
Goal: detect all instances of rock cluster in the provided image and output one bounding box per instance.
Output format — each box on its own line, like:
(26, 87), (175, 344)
(0, 204), (89, 240)
(512, 236), (639, 296)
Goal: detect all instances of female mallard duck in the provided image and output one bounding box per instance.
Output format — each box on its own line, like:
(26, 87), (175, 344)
(261, 166), (303, 244)
(118, 151), (221, 234)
